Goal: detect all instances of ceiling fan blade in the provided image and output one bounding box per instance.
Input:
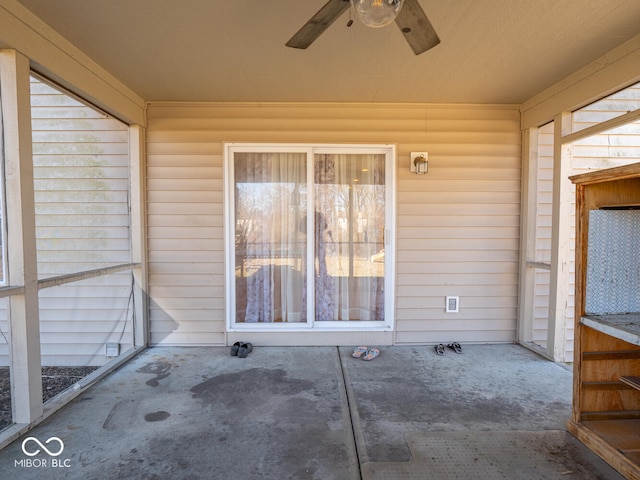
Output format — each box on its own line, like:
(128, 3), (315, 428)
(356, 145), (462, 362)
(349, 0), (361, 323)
(286, 0), (350, 49)
(395, 0), (440, 55)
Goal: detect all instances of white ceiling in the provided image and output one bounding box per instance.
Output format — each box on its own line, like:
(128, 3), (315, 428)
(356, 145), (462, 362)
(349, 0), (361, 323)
(15, 0), (640, 104)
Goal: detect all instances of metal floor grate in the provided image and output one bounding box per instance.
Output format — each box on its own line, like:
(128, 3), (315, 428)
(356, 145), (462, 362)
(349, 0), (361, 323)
(361, 430), (624, 480)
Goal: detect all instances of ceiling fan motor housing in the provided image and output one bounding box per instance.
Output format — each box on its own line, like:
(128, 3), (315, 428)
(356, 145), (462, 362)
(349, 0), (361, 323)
(351, 0), (405, 28)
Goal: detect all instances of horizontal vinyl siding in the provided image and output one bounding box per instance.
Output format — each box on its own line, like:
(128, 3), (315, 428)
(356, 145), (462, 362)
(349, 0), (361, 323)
(146, 142), (224, 345)
(38, 273), (134, 366)
(147, 102), (521, 345)
(28, 78), (133, 366)
(395, 107), (520, 344)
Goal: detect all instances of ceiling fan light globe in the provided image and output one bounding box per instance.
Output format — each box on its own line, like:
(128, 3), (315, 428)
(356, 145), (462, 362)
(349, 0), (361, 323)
(351, 0), (405, 28)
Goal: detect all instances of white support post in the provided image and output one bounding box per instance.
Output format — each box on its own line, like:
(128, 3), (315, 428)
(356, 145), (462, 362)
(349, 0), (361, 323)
(129, 124), (148, 347)
(547, 113), (573, 362)
(517, 128), (538, 346)
(0, 50), (43, 422)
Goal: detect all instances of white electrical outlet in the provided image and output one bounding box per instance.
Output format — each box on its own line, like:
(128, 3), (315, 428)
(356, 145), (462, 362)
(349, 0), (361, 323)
(446, 296), (459, 313)
(105, 343), (120, 357)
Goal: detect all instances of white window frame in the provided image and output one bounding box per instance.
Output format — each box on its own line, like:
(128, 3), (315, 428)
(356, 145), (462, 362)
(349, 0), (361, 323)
(224, 143), (396, 333)
(0, 132), (7, 287)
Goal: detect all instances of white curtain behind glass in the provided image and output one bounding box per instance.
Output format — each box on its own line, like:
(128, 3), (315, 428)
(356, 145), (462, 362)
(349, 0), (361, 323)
(234, 151), (385, 324)
(314, 154), (385, 321)
(234, 152), (306, 323)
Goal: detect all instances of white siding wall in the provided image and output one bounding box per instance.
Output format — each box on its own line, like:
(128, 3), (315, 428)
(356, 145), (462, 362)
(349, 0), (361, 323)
(30, 78), (133, 366)
(31, 78), (131, 276)
(147, 103), (521, 346)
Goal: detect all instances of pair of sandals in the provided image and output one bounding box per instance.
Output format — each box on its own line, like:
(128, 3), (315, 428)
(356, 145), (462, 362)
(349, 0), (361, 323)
(434, 342), (462, 356)
(352, 346), (380, 361)
(230, 342), (253, 358)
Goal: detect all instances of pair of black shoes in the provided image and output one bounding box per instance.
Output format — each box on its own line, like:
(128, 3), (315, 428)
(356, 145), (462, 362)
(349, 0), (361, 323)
(230, 342), (253, 358)
(434, 342), (462, 355)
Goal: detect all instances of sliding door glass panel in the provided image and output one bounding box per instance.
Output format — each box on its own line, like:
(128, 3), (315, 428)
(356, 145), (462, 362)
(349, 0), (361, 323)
(234, 152), (307, 323)
(314, 153), (385, 321)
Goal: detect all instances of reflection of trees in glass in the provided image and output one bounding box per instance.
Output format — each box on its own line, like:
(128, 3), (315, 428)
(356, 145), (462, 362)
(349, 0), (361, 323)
(236, 183), (303, 247)
(315, 154), (385, 282)
(235, 184), (262, 251)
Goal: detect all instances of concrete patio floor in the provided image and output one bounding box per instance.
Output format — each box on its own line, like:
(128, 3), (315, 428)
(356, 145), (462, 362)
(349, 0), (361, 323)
(0, 344), (626, 479)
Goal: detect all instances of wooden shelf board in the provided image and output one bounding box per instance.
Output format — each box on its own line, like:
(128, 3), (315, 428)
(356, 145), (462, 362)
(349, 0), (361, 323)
(582, 411), (640, 422)
(569, 420), (640, 480)
(600, 204), (640, 210)
(583, 381), (636, 390)
(581, 314), (640, 346)
(582, 419), (640, 451)
(628, 451), (640, 466)
(583, 350), (640, 361)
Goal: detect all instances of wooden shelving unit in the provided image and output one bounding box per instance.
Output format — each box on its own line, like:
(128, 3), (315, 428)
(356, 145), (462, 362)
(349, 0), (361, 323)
(568, 164), (640, 480)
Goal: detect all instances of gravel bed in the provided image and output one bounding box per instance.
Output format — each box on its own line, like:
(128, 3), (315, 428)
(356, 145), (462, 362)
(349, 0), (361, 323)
(0, 366), (98, 431)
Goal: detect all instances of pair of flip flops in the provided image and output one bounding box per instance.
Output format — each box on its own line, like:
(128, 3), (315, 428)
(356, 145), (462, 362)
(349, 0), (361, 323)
(352, 346), (380, 361)
(230, 342), (253, 358)
(434, 342), (462, 355)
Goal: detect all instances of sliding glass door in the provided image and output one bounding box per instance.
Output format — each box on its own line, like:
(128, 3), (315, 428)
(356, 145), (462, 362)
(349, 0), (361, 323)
(227, 144), (394, 330)
(233, 151), (307, 324)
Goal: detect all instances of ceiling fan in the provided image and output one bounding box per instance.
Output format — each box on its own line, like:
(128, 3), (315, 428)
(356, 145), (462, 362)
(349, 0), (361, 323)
(286, 0), (440, 55)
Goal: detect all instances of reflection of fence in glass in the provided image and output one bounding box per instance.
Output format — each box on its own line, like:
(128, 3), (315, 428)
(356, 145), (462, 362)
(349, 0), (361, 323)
(235, 243), (383, 279)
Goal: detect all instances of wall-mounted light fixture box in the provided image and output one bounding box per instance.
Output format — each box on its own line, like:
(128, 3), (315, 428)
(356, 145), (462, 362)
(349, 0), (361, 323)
(411, 152), (428, 174)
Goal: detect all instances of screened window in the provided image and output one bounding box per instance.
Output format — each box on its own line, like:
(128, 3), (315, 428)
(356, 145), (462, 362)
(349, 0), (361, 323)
(226, 144), (394, 330)
(30, 75), (135, 367)
(572, 80), (640, 135)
